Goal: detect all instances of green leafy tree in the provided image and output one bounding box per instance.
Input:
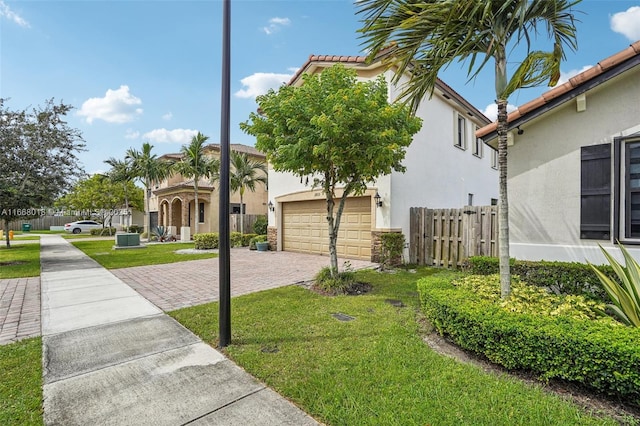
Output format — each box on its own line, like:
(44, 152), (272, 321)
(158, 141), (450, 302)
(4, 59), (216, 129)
(126, 142), (173, 235)
(358, 0), (581, 297)
(0, 98), (85, 247)
(173, 132), (219, 235)
(104, 156), (136, 230)
(229, 151), (267, 235)
(241, 64), (422, 276)
(57, 174), (143, 233)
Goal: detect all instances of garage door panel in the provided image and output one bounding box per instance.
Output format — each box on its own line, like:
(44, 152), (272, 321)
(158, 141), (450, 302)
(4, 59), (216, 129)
(283, 197), (371, 260)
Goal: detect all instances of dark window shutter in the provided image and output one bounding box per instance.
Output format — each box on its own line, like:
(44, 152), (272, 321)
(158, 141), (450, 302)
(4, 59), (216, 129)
(581, 144), (611, 239)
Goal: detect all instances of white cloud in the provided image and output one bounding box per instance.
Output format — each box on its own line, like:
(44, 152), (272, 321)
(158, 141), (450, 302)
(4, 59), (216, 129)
(555, 65), (593, 86)
(0, 1), (30, 28)
(124, 129), (140, 139)
(77, 85), (143, 124)
(482, 103), (518, 122)
(262, 16), (291, 35)
(611, 6), (640, 41)
(234, 72), (294, 99)
(162, 112), (173, 121)
(142, 128), (198, 144)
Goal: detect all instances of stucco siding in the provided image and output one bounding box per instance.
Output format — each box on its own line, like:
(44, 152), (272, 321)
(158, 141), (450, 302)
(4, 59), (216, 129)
(508, 65), (640, 262)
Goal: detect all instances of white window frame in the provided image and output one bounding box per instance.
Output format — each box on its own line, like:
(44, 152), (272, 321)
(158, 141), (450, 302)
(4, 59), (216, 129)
(473, 126), (483, 158)
(491, 147), (498, 170)
(454, 113), (467, 150)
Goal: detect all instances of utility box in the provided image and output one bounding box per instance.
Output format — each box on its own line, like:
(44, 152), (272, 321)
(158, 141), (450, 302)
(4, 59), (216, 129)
(115, 233), (141, 247)
(22, 224), (31, 232)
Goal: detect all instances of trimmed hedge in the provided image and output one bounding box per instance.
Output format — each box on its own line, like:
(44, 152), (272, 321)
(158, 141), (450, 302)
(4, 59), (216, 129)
(253, 215), (268, 235)
(90, 227), (116, 236)
(418, 273), (640, 403)
(193, 233), (219, 249)
(462, 256), (612, 302)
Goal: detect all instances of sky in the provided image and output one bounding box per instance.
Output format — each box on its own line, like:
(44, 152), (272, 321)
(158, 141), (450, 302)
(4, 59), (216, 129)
(1, 0), (640, 176)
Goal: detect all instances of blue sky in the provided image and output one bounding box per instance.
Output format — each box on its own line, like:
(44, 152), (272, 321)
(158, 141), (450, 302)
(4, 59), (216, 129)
(2, 1), (640, 176)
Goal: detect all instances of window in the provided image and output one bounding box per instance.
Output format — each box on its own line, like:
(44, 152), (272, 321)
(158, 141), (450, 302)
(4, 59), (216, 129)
(455, 114), (466, 149)
(580, 144), (611, 240)
(490, 148), (498, 169)
(491, 198), (498, 206)
(473, 126), (483, 157)
(468, 193), (474, 206)
(613, 136), (640, 241)
(198, 202), (205, 223)
(230, 203), (245, 214)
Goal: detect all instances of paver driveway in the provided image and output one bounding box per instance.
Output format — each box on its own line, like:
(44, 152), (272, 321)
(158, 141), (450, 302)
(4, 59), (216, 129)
(112, 248), (378, 311)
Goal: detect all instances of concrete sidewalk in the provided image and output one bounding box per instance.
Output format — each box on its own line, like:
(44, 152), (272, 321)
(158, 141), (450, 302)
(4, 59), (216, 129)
(40, 234), (319, 425)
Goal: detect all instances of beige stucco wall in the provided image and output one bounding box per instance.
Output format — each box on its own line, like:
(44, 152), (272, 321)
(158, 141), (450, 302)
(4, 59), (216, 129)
(507, 66), (640, 262)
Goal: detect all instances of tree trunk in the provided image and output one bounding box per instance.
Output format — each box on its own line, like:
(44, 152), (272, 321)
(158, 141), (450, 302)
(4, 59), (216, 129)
(239, 187), (245, 235)
(4, 218), (10, 248)
(145, 183), (152, 238)
(326, 194), (338, 278)
(497, 98), (511, 298)
(194, 179), (199, 235)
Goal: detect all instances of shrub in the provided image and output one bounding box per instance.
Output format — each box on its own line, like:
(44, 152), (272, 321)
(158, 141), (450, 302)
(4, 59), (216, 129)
(249, 234), (268, 250)
(418, 273), (640, 403)
(193, 233), (219, 249)
(313, 265), (356, 295)
(230, 232), (244, 247)
(242, 233), (257, 247)
(589, 243), (640, 327)
(379, 232), (405, 269)
(253, 215), (268, 235)
(127, 224), (143, 233)
(462, 256), (611, 302)
(90, 227), (116, 236)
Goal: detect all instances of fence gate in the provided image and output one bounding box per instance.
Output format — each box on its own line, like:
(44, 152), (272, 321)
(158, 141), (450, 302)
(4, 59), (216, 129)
(409, 206), (498, 267)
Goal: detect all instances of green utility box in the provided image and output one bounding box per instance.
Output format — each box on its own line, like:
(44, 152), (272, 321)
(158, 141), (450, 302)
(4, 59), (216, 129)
(22, 224), (31, 232)
(116, 233), (140, 247)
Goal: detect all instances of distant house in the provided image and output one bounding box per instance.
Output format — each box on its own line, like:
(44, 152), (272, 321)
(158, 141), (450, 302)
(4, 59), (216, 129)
(148, 143), (268, 238)
(477, 41), (640, 263)
(267, 52), (498, 262)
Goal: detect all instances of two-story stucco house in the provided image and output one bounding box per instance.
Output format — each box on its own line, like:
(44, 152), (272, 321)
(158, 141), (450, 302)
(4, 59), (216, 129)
(477, 41), (640, 264)
(149, 143), (268, 239)
(266, 52), (499, 262)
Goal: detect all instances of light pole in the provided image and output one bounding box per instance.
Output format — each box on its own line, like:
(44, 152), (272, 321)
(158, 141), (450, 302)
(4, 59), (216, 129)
(218, 0), (231, 347)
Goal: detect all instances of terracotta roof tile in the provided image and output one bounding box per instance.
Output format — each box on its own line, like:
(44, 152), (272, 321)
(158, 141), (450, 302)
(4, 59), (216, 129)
(476, 40), (640, 139)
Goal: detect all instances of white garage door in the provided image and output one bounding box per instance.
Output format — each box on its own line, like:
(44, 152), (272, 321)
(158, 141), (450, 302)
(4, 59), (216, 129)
(282, 197), (371, 260)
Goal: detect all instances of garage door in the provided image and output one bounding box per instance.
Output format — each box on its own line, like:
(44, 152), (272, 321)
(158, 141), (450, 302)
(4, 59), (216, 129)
(282, 196), (371, 260)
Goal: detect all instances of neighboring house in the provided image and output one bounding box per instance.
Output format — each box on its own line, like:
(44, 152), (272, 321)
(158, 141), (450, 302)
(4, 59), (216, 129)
(149, 143), (268, 238)
(267, 52), (499, 262)
(477, 41), (640, 264)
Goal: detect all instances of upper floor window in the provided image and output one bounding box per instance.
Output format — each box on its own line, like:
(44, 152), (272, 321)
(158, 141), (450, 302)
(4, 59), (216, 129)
(490, 147), (498, 169)
(199, 202), (205, 223)
(473, 126), (483, 157)
(455, 114), (466, 149)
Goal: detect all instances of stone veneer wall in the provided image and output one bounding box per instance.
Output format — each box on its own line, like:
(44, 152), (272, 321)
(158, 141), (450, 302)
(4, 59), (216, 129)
(371, 230), (404, 265)
(267, 226), (278, 251)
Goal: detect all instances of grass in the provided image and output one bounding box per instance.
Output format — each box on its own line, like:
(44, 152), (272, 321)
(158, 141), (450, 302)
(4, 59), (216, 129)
(0, 338), (43, 426)
(72, 239), (217, 269)
(170, 268), (619, 426)
(0, 243), (41, 278)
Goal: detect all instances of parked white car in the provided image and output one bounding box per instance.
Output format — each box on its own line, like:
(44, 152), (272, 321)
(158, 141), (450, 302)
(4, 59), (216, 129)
(64, 220), (102, 234)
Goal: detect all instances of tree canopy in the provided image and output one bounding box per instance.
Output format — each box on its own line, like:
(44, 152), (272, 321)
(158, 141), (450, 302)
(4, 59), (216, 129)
(241, 64), (422, 275)
(0, 98), (85, 247)
(56, 174), (144, 229)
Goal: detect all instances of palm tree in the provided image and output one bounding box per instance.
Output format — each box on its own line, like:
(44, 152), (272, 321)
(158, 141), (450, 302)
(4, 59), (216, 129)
(104, 156), (135, 230)
(230, 151), (267, 234)
(358, 0), (581, 297)
(173, 132), (218, 235)
(126, 142), (173, 236)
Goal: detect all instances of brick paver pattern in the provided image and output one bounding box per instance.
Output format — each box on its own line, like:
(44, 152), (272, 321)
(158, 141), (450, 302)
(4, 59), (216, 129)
(112, 248), (377, 311)
(0, 277), (41, 345)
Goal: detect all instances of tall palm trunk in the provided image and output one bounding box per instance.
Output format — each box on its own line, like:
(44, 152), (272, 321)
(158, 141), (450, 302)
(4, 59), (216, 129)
(239, 188), (244, 235)
(497, 98), (511, 298)
(194, 179), (199, 235)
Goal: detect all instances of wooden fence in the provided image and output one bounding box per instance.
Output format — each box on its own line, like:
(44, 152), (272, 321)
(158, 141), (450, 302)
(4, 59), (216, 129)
(229, 214), (263, 234)
(4, 216), (78, 231)
(409, 206), (498, 267)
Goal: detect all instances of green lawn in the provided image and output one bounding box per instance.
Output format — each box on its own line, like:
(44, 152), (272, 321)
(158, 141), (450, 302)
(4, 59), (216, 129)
(0, 243), (41, 278)
(72, 240), (217, 269)
(170, 268), (619, 426)
(0, 338), (43, 426)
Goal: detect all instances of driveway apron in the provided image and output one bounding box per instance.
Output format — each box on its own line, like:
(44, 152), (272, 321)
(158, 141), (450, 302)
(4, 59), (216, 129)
(40, 235), (318, 425)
